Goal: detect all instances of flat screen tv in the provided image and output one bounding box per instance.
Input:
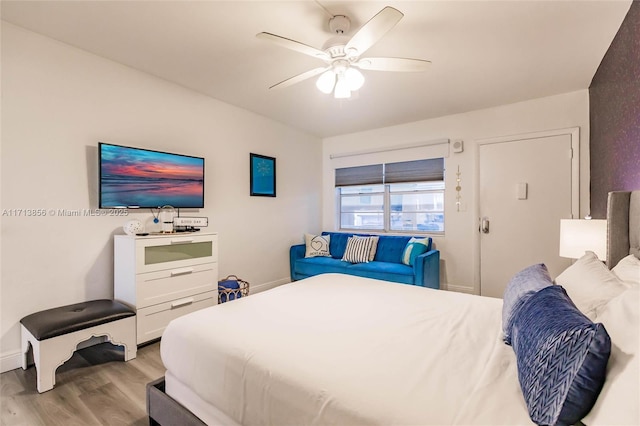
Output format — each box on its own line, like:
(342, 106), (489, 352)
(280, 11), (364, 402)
(99, 142), (204, 209)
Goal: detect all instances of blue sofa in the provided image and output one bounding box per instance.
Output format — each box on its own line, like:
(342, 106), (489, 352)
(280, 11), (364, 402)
(290, 232), (440, 289)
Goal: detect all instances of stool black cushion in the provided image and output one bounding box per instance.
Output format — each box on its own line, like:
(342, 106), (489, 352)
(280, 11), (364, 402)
(21, 299), (135, 341)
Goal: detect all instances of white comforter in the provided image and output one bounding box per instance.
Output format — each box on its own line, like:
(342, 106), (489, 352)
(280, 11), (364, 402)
(161, 273), (533, 425)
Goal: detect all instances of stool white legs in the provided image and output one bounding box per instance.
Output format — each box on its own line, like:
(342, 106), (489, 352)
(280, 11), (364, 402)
(21, 317), (137, 393)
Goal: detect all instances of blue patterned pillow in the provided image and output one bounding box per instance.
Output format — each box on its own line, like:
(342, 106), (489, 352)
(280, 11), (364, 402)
(511, 286), (611, 426)
(502, 263), (553, 345)
(401, 237), (430, 266)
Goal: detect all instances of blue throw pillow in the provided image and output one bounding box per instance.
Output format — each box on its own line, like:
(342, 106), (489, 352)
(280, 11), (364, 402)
(511, 286), (611, 426)
(401, 237), (429, 266)
(502, 263), (552, 345)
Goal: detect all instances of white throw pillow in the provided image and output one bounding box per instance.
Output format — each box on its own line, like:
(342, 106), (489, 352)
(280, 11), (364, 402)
(554, 251), (627, 320)
(612, 254), (640, 287)
(582, 287), (639, 425)
(304, 234), (331, 258)
(368, 236), (379, 262)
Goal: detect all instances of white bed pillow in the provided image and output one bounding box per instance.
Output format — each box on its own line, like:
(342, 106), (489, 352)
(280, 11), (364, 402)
(554, 251), (627, 320)
(582, 287), (639, 425)
(611, 254), (640, 287)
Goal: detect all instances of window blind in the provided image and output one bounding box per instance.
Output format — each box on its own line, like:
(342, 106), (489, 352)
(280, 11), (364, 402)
(335, 164), (383, 187)
(384, 158), (444, 183)
(335, 158), (444, 187)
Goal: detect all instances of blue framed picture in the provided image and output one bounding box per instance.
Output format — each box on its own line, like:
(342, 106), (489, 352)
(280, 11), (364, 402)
(250, 153), (276, 197)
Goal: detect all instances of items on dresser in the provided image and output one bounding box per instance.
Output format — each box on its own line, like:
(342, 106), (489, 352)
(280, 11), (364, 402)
(114, 232), (218, 344)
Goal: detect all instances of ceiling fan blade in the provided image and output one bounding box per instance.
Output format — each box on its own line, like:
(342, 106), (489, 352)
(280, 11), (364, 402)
(269, 67), (329, 90)
(256, 32), (330, 61)
(355, 57), (432, 72)
(344, 7), (404, 58)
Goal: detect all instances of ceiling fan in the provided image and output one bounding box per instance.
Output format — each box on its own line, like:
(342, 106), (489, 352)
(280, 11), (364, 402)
(256, 6), (431, 99)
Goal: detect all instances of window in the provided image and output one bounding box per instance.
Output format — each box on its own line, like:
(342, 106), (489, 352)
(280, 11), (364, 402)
(336, 159), (445, 233)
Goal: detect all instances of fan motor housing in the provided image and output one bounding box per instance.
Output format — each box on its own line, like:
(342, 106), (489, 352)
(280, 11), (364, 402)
(322, 36), (350, 54)
(329, 15), (350, 34)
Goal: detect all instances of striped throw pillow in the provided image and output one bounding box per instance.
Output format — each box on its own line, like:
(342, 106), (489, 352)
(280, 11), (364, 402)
(342, 236), (375, 263)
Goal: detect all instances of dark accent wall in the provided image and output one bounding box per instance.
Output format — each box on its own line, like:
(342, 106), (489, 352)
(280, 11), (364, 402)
(589, 1), (640, 218)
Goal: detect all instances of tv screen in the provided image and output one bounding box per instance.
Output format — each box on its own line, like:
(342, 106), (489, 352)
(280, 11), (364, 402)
(99, 143), (204, 209)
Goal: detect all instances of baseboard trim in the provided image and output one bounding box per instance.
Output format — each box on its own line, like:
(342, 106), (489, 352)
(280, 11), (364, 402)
(443, 283), (476, 294)
(1, 351), (22, 373)
(250, 277), (291, 294)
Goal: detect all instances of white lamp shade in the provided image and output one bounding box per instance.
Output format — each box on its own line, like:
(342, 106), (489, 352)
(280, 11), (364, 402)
(559, 219), (607, 260)
(316, 70), (336, 94)
(334, 74), (351, 98)
(344, 67), (364, 91)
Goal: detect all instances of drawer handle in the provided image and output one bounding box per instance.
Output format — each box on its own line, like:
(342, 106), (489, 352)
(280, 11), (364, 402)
(170, 267), (194, 277)
(171, 239), (194, 244)
(171, 298), (194, 309)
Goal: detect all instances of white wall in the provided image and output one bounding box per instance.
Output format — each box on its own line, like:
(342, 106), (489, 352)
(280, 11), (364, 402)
(322, 90), (590, 294)
(0, 23), (322, 370)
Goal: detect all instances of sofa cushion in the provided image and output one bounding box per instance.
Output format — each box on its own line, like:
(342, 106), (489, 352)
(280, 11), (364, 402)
(294, 257), (348, 276)
(373, 235), (414, 263)
(321, 232), (430, 265)
(346, 261), (414, 284)
(323, 232), (352, 259)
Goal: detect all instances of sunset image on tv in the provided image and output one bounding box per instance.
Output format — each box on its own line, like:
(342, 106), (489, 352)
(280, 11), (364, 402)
(100, 143), (204, 208)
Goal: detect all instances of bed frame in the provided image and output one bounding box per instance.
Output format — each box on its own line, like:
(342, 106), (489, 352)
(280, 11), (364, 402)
(606, 191), (640, 268)
(146, 377), (206, 426)
(146, 190), (640, 426)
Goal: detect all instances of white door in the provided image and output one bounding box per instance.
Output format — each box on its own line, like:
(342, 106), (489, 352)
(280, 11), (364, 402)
(478, 130), (578, 298)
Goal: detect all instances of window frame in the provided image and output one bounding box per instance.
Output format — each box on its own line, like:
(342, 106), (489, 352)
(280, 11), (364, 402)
(337, 181), (445, 235)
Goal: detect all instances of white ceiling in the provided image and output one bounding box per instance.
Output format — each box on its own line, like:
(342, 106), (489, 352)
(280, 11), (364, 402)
(1, 1), (631, 138)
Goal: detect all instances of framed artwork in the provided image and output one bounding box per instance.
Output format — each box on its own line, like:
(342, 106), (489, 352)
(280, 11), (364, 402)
(250, 153), (276, 197)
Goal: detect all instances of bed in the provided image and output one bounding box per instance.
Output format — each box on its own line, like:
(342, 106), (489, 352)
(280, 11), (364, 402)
(149, 190), (639, 425)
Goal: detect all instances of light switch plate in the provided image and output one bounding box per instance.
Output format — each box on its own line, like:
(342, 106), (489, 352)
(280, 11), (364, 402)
(517, 182), (528, 200)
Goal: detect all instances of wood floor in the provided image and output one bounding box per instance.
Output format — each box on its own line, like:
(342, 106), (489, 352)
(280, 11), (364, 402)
(0, 341), (164, 426)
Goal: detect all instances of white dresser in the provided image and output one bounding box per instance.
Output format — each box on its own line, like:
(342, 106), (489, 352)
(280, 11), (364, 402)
(114, 232), (218, 344)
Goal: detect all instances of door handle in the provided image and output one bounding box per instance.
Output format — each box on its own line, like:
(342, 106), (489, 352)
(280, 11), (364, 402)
(480, 217), (490, 234)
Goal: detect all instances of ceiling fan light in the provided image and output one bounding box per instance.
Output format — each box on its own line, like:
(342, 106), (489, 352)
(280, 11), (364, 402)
(316, 70), (336, 94)
(334, 76), (351, 99)
(344, 67), (365, 91)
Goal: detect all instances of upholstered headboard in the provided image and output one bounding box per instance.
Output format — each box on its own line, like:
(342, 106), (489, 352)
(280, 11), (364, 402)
(606, 190), (640, 268)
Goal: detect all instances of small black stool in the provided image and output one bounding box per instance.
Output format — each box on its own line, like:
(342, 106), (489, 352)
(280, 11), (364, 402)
(20, 299), (136, 393)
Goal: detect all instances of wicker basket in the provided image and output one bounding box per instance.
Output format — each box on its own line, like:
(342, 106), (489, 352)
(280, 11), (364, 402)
(218, 275), (250, 304)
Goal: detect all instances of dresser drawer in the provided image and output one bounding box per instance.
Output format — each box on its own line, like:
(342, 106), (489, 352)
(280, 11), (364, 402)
(136, 290), (217, 344)
(136, 263), (217, 309)
(135, 234), (218, 273)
